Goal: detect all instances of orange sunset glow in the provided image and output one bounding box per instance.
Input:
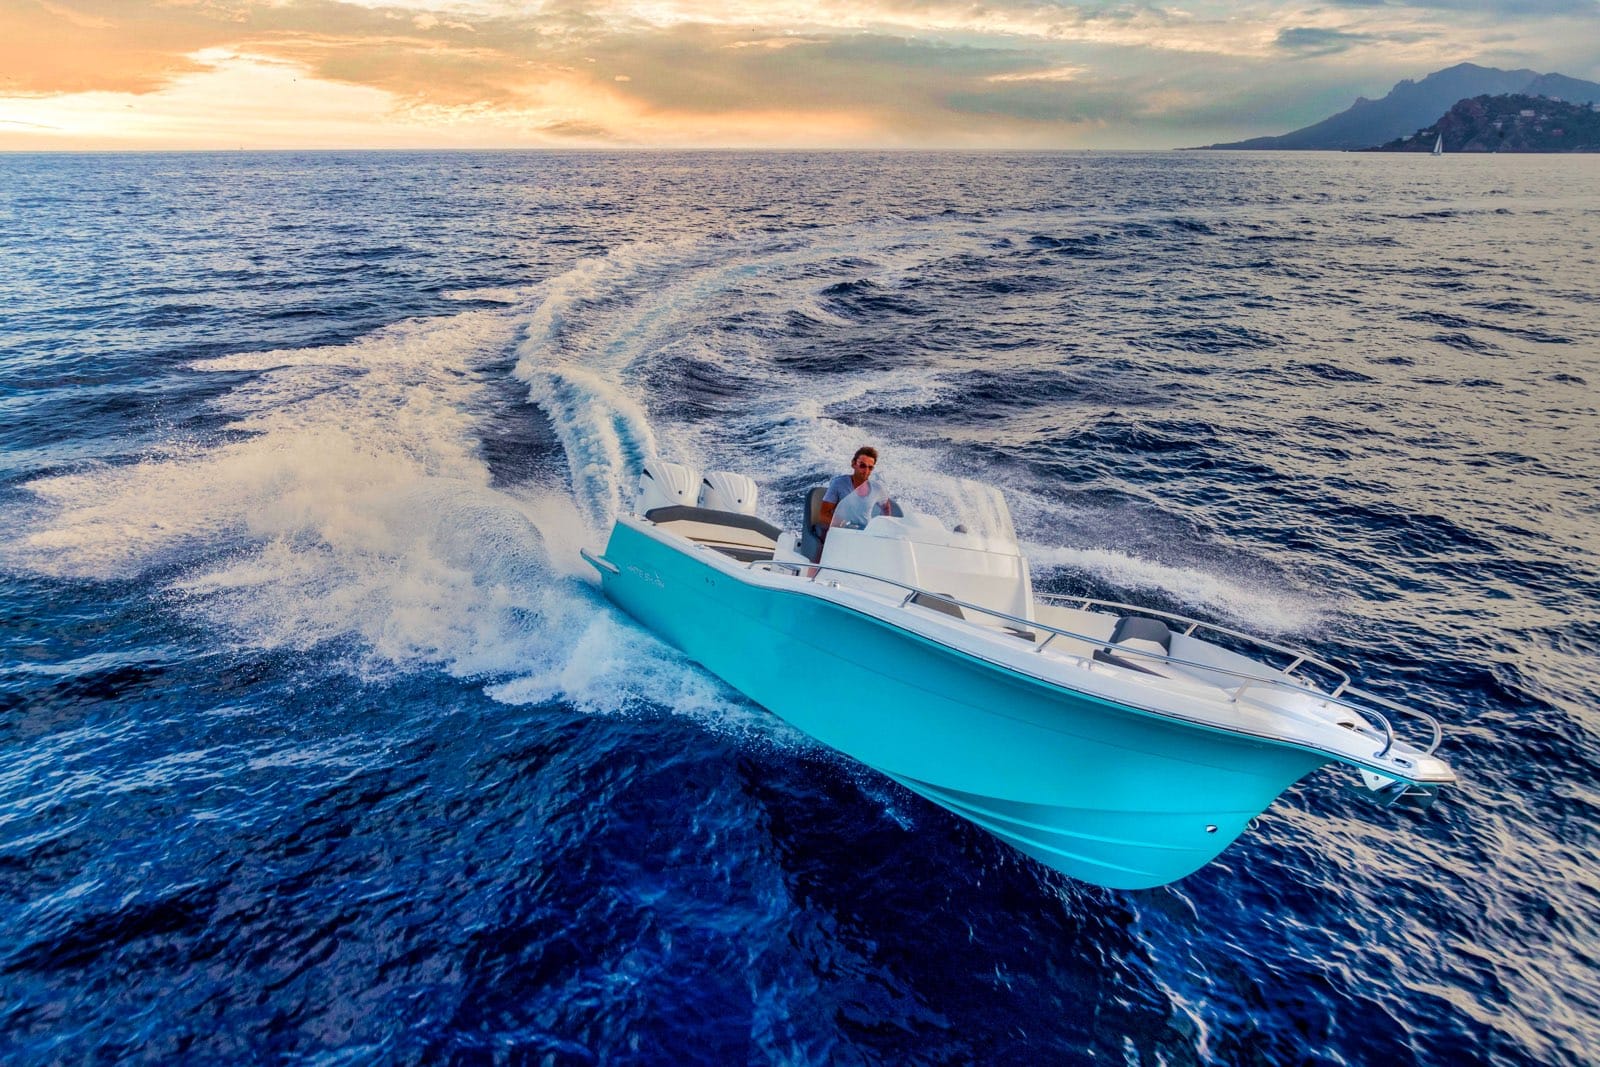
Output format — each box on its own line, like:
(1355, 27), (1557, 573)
(2, 1), (1598, 150)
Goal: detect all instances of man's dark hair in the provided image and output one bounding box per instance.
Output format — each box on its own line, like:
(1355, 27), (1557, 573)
(852, 446), (878, 464)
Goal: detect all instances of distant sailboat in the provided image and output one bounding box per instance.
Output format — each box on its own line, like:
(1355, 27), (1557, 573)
(1432, 133), (1443, 156)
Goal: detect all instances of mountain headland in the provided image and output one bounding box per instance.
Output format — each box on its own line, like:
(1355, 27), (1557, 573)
(1364, 94), (1600, 153)
(1198, 63), (1600, 151)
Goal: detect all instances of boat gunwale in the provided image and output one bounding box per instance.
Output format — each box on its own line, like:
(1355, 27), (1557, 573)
(599, 515), (1455, 784)
(747, 556), (1446, 762)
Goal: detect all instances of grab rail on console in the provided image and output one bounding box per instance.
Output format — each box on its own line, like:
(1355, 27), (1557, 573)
(1036, 593), (1352, 694)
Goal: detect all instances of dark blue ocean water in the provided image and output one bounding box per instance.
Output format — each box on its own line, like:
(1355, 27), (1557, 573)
(2, 150), (1597, 1065)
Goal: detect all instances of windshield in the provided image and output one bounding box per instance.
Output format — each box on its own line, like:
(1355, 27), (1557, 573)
(898, 477), (1018, 544)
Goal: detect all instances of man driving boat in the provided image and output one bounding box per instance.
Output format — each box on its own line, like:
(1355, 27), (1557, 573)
(820, 447), (893, 533)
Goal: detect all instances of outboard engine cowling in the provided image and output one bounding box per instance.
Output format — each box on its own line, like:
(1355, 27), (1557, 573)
(698, 471), (758, 515)
(636, 459), (699, 514)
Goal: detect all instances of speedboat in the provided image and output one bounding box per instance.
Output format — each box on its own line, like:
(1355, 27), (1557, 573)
(582, 460), (1456, 890)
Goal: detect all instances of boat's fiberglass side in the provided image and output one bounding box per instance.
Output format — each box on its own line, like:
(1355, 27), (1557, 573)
(597, 517), (1329, 890)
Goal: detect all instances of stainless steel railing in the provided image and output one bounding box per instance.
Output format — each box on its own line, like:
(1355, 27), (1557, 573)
(749, 558), (1444, 761)
(1036, 593), (1352, 693)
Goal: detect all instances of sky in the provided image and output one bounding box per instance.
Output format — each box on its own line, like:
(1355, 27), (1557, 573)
(1, 1), (1598, 150)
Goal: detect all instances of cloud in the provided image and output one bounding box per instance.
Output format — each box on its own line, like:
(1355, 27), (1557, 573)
(1275, 26), (1375, 56)
(987, 65), (1088, 84)
(578, 28), (996, 115)
(1, 0), (1597, 148)
(724, 36), (826, 51)
(537, 119), (616, 139)
(0, 0), (221, 95)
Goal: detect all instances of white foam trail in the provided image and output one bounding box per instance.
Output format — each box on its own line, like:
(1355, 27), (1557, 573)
(511, 249), (675, 527)
(0, 281), (831, 736)
(173, 480), (546, 672)
(442, 286), (529, 304)
(4, 312), (513, 581)
(0, 305), (593, 705)
(515, 363), (658, 528)
(505, 225), (990, 530)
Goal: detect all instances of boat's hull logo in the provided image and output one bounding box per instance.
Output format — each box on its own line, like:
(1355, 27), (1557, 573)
(626, 564), (665, 589)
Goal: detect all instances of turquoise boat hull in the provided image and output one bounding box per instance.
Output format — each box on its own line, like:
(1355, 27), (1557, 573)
(598, 520), (1330, 889)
